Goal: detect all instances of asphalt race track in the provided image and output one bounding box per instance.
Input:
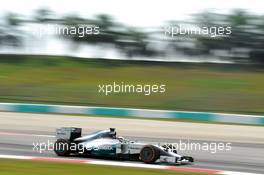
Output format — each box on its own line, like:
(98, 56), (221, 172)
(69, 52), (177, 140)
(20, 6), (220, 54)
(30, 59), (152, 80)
(0, 112), (264, 174)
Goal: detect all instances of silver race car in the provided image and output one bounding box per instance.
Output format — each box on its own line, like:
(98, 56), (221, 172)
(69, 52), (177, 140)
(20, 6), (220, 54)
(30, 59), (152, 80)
(54, 127), (194, 165)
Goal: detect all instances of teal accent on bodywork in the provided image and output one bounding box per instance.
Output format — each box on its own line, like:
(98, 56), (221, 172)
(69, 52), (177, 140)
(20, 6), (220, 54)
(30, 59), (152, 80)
(91, 108), (129, 116)
(15, 104), (51, 113)
(170, 112), (215, 121)
(91, 144), (117, 157)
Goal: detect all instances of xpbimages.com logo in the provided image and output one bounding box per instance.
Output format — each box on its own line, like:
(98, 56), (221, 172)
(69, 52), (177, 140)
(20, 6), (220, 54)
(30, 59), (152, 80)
(98, 82), (166, 96)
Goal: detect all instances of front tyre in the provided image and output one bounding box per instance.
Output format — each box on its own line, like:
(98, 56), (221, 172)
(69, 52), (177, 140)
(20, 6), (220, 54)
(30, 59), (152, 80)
(140, 145), (160, 164)
(54, 139), (71, 156)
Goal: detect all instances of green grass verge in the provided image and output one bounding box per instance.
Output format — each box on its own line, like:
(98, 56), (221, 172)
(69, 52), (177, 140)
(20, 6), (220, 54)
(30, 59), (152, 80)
(0, 55), (264, 115)
(0, 159), (205, 175)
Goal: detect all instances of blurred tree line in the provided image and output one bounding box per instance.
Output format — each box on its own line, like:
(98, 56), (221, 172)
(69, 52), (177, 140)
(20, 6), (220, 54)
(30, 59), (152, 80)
(189, 10), (264, 64)
(0, 12), (22, 47)
(0, 8), (263, 64)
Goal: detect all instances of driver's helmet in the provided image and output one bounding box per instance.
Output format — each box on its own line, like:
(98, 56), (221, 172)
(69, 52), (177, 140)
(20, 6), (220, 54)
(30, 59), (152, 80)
(109, 128), (116, 138)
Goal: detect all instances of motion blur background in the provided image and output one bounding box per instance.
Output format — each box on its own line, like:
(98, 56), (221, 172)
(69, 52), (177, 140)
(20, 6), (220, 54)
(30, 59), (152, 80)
(0, 0), (264, 115)
(1, 2), (264, 175)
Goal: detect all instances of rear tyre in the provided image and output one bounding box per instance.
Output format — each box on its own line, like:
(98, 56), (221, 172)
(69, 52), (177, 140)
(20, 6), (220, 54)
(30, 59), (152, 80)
(140, 145), (160, 163)
(54, 139), (71, 156)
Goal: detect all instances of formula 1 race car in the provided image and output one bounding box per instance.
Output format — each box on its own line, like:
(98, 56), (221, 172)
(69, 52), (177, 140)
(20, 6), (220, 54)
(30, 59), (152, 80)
(54, 127), (194, 165)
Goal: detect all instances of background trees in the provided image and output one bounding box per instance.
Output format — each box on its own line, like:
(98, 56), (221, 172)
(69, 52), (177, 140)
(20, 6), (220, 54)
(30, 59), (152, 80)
(0, 8), (264, 64)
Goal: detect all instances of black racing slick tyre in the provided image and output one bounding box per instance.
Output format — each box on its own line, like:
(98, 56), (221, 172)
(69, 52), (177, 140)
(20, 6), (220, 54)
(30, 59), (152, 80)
(54, 139), (71, 156)
(140, 145), (160, 164)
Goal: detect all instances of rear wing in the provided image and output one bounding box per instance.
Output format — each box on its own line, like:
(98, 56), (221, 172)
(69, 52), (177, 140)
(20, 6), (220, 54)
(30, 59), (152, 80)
(56, 127), (82, 141)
